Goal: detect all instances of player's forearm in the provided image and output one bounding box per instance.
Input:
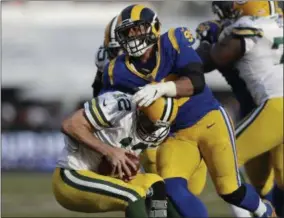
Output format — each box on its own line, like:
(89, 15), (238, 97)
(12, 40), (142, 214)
(161, 74), (205, 98)
(174, 62), (205, 96)
(61, 110), (112, 156)
(174, 77), (195, 96)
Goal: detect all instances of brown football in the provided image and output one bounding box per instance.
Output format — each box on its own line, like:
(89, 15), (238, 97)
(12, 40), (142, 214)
(98, 153), (140, 177)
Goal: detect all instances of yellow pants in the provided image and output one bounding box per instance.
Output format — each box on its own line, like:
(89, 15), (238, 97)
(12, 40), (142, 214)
(140, 148), (207, 196)
(52, 168), (163, 213)
(157, 107), (240, 195)
(236, 97), (283, 191)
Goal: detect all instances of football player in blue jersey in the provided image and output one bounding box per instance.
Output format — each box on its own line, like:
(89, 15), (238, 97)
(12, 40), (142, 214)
(101, 4), (276, 217)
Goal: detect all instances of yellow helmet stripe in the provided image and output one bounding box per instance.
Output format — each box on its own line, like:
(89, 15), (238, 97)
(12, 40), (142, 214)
(131, 4), (145, 21)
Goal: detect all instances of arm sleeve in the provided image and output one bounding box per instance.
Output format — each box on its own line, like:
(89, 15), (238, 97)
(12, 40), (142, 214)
(169, 27), (205, 94)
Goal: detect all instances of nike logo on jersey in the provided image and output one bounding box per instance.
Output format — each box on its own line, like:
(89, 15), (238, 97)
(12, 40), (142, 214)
(207, 123), (215, 129)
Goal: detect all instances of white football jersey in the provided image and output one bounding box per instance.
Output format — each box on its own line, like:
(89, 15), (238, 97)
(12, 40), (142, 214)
(219, 15), (283, 105)
(95, 45), (109, 73)
(56, 91), (169, 171)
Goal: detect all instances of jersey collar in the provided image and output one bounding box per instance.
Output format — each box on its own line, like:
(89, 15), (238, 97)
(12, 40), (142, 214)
(125, 39), (161, 82)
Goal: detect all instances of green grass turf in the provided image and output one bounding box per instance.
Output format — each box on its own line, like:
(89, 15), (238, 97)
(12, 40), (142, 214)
(2, 172), (232, 217)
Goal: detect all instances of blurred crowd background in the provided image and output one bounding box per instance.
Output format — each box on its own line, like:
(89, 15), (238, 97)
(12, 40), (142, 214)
(2, 0), (284, 171)
(2, 0), (242, 171)
(2, 1), (283, 217)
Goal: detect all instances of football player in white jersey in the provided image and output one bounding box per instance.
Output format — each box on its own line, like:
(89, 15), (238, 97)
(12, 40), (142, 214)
(196, 1), (283, 217)
(92, 16), (123, 97)
(52, 91), (179, 217)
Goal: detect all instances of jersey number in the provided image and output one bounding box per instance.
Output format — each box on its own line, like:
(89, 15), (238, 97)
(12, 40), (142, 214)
(272, 37), (284, 64)
(119, 137), (148, 151)
(118, 98), (131, 111)
(183, 29), (194, 43)
(97, 48), (107, 62)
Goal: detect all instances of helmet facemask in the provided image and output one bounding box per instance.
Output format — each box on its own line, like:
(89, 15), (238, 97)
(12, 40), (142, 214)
(115, 20), (158, 57)
(136, 110), (170, 144)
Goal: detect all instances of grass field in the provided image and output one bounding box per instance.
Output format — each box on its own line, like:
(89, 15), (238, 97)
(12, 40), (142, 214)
(2, 172), (233, 217)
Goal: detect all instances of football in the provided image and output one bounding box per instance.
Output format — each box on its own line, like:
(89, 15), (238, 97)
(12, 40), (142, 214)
(98, 153), (140, 178)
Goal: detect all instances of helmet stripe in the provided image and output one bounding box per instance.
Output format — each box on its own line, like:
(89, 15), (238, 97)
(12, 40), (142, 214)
(131, 4), (145, 21)
(269, 1), (275, 15)
(121, 5), (134, 21)
(167, 98), (174, 123)
(108, 16), (116, 43)
(160, 98), (168, 122)
(110, 16), (118, 43)
(161, 98), (173, 122)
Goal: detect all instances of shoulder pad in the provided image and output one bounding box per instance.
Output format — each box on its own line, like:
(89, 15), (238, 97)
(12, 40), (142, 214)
(84, 91), (135, 130)
(167, 27), (195, 52)
(99, 91), (136, 118)
(232, 17), (263, 37)
(95, 45), (109, 72)
(219, 16), (263, 39)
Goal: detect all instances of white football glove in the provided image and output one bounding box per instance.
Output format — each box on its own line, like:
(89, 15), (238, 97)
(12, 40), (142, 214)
(132, 82), (177, 107)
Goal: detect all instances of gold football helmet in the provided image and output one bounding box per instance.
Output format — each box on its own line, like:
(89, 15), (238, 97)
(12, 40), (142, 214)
(104, 16), (122, 59)
(212, 1), (282, 20)
(234, 1), (281, 17)
(115, 4), (161, 57)
(137, 97), (178, 143)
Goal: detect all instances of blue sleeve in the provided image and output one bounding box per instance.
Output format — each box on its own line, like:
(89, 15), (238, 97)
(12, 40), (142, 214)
(172, 27), (202, 72)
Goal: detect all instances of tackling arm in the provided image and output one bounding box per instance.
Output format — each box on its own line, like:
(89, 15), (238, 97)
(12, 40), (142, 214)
(61, 109), (112, 156)
(173, 62), (205, 97)
(171, 27), (206, 97)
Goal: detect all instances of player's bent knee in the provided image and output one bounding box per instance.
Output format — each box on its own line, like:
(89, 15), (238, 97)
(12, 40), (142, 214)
(220, 185), (246, 205)
(53, 168), (147, 213)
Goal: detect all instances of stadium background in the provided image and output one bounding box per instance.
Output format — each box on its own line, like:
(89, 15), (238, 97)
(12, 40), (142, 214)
(2, 1), (283, 217)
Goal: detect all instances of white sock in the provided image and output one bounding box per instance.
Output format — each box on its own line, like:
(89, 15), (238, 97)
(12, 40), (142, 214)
(230, 204), (252, 217)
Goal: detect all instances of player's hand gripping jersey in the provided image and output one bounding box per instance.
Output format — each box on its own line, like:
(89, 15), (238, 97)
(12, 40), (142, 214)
(103, 27), (220, 131)
(57, 91), (169, 172)
(218, 15), (283, 105)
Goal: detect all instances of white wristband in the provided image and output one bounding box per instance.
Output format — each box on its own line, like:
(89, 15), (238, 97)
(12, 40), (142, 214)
(160, 81), (177, 97)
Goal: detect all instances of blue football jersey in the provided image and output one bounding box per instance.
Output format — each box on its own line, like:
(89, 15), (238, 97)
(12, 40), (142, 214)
(102, 27), (220, 130)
